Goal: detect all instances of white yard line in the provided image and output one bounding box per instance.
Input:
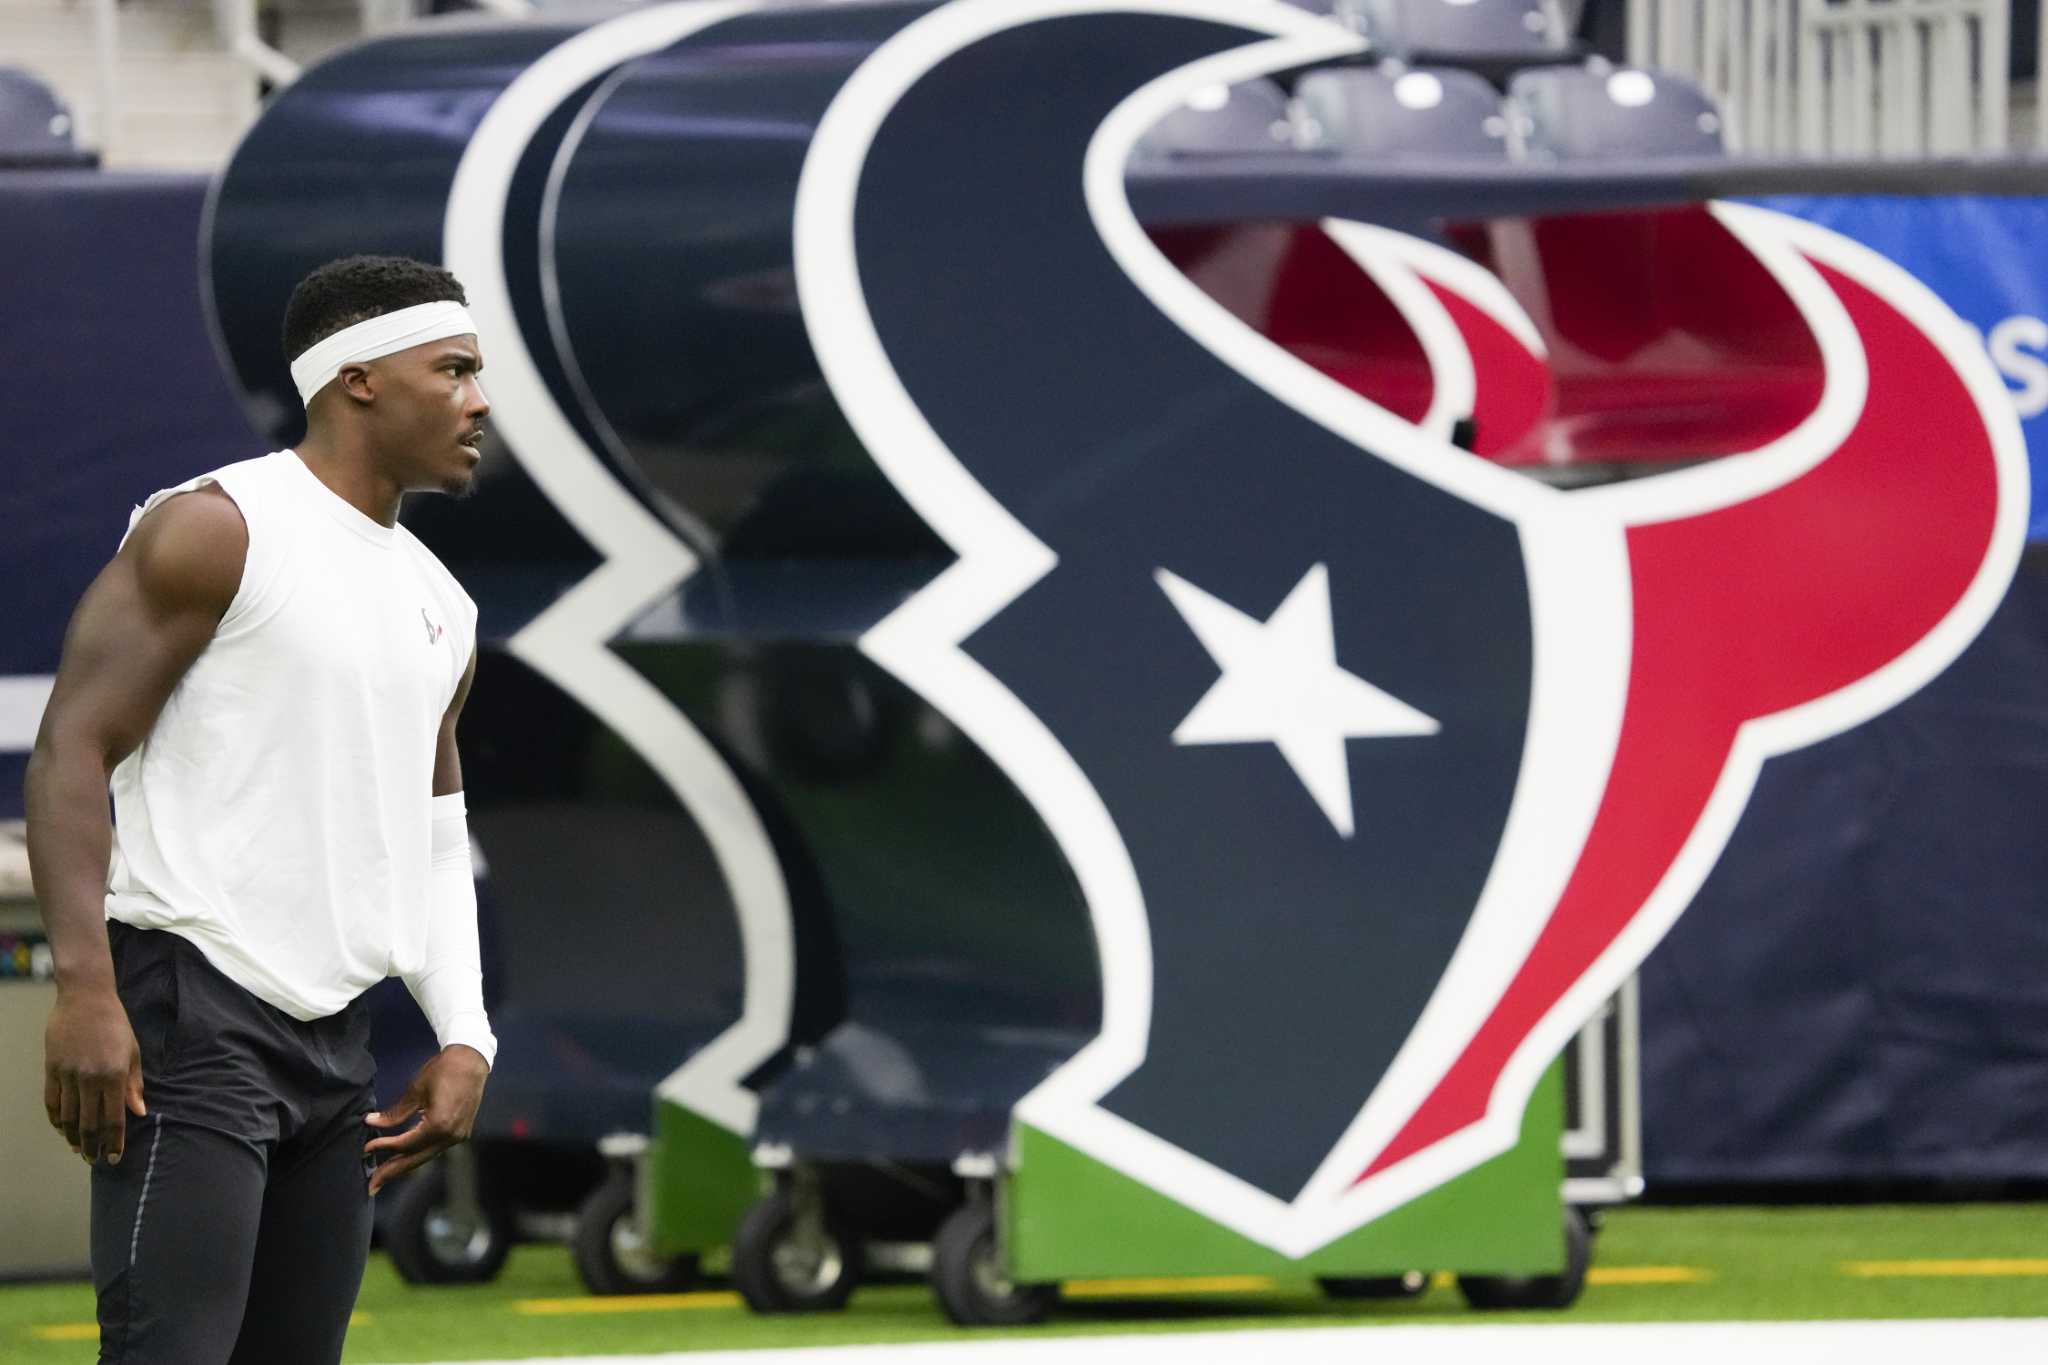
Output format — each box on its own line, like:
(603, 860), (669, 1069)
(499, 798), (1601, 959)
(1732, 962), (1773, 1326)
(420, 1317), (2048, 1365)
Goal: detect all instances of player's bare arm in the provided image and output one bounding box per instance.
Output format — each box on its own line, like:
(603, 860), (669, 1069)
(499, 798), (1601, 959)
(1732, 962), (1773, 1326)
(25, 487), (247, 1167)
(363, 642), (489, 1193)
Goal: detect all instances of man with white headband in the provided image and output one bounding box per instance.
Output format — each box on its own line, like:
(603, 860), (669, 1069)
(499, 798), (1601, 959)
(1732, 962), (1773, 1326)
(27, 254), (495, 1362)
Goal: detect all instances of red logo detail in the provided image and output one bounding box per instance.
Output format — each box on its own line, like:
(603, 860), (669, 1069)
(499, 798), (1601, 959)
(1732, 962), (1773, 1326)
(1359, 254), (2004, 1186)
(421, 607), (444, 644)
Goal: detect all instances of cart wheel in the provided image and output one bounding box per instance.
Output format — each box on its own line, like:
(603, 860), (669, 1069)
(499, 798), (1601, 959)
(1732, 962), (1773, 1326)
(1317, 1270), (1429, 1300)
(732, 1185), (861, 1313)
(1456, 1206), (1593, 1311)
(931, 1201), (1056, 1327)
(573, 1167), (700, 1296)
(381, 1160), (513, 1285)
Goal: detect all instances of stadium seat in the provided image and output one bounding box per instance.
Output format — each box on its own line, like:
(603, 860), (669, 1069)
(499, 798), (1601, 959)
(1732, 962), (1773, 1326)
(1132, 77), (1297, 159)
(1296, 65), (1510, 159)
(1334, 0), (1573, 61)
(0, 66), (93, 169)
(1507, 65), (1728, 160)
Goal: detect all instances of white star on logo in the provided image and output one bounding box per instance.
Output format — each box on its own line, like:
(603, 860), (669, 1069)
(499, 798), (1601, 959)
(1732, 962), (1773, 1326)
(1156, 563), (1440, 837)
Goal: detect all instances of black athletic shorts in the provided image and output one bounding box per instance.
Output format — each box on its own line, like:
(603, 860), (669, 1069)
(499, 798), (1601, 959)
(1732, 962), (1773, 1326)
(92, 921), (378, 1364)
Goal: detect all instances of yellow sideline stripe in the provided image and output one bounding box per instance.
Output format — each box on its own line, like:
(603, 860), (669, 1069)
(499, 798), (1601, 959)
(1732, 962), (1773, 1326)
(32, 1262), (1718, 1341)
(1057, 1266), (1710, 1296)
(1587, 1265), (1713, 1285)
(33, 1313), (371, 1341)
(1061, 1275), (1274, 1298)
(514, 1291), (742, 1315)
(1842, 1258), (2048, 1279)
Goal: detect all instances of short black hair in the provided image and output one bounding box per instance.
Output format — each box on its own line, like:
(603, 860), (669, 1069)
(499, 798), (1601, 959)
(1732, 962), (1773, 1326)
(281, 255), (468, 361)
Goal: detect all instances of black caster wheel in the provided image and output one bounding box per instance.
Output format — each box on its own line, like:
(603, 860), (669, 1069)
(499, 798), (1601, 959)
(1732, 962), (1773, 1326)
(732, 1184), (862, 1313)
(931, 1200), (1056, 1327)
(572, 1166), (700, 1295)
(1318, 1269), (1429, 1299)
(1457, 1206), (1593, 1311)
(380, 1159), (513, 1285)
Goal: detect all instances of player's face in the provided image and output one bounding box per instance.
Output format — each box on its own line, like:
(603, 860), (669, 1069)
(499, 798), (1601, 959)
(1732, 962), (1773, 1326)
(374, 335), (489, 497)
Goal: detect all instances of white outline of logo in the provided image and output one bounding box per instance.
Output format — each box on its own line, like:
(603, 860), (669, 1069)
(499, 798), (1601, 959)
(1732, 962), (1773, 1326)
(793, 0), (2027, 1255)
(443, 0), (791, 1137)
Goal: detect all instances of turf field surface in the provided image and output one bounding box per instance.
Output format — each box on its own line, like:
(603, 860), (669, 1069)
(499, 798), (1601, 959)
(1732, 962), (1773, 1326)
(403, 1319), (2048, 1365)
(4, 1204), (2044, 1363)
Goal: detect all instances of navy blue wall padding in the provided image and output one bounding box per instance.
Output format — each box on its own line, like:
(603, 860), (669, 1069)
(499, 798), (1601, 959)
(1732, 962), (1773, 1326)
(0, 172), (264, 813)
(1639, 549), (2048, 1185)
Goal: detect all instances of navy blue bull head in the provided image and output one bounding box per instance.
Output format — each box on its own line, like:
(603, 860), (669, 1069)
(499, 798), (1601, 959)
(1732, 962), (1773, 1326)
(203, 0), (2025, 1256)
(789, 0), (2025, 1251)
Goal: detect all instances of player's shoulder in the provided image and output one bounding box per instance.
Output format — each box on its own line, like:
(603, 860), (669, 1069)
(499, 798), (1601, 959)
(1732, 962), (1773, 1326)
(122, 481), (248, 616)
(125, 452), (289, 537)
(120, 451), (309, 608)
(126, 474), (249, 545)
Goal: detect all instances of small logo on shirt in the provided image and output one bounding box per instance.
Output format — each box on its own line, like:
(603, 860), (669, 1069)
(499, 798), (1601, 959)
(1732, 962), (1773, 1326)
(421, 608), (444, 645)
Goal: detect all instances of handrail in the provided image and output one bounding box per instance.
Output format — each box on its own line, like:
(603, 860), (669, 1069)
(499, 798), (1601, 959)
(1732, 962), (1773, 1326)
(89, 0), (118, 158)
(213, 0), (303, 88)
(2040, 0), (2048, 150)
(97, 0), (524, 144)
(1628, 0), (2026, 159)
(358, 1), (538, 38)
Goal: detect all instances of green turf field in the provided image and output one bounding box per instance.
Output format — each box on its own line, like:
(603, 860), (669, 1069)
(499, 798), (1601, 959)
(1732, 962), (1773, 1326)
(4, 1204), (2043, 1363)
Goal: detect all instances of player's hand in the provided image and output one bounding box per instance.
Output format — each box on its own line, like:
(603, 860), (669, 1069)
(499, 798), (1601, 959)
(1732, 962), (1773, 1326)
(362, 1044), (490, 1194)
(44, 984), (146, 1166)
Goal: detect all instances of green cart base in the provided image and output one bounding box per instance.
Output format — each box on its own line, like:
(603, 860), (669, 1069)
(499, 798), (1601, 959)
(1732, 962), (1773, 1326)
(711, 1063), (1599, 1325)
(573, 1100), (758, 1296)
(927, 1064), (1589, 1325)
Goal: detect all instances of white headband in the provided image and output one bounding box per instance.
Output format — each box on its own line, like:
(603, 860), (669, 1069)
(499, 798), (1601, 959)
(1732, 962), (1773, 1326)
(289, 300), (480, 407)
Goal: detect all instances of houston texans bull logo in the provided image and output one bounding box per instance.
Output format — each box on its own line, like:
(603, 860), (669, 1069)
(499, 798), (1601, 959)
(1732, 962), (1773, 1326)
(794, 0), (2027, 1254)
(203, 0), (2025, 1256)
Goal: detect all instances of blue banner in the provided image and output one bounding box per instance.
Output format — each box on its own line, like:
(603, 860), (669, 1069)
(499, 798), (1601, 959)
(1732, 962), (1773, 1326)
(1758, 194), (2048, 541)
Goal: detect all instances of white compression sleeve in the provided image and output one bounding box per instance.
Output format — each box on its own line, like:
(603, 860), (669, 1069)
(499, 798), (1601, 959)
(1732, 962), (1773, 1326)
(402, 791), (497, 1067)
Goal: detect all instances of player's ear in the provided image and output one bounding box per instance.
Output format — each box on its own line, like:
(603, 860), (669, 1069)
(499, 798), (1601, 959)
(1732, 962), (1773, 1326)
(336, 361), (376, 404)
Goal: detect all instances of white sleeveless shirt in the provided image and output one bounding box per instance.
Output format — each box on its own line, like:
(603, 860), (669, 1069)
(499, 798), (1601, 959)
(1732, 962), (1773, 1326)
(106, 450), (478, 1022)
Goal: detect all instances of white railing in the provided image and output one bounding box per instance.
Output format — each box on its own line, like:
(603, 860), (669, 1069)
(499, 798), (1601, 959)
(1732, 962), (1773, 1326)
(75, 0), (542, 163)
(212, 0), (303, 86)
(206, 0), (537, 89)
(63, 0), (2048, 164)
(88, 0), (118, 155)
(1627, 0), (2025, 158)
(212, 0), (536, 78)
(362, 0), (534, 32)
